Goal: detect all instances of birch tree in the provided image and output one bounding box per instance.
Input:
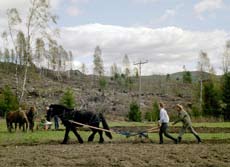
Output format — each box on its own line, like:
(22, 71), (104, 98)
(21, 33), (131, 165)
(93, 46), (104, 76)
(197, 51), (210, 110)
(6, 0), (58, 103)
(16, 31), (26, 65)
(123, 54), (130, 77)
(223, 40), (230, 73)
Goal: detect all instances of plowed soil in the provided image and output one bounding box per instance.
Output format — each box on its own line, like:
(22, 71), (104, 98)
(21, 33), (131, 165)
(0, 142), (229, 167)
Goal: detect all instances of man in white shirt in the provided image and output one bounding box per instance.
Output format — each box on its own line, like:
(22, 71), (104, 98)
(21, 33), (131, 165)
(158, 102), (177, 144)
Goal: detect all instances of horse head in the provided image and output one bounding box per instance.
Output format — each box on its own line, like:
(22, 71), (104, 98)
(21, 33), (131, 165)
(46, 104), (67, 121)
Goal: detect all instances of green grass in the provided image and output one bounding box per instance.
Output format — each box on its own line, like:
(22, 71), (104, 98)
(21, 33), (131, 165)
(0, 119), (230, 146)
(109, 121), (230, 128)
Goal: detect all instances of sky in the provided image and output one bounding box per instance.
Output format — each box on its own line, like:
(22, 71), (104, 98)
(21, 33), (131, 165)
(0, 0), (230, 75)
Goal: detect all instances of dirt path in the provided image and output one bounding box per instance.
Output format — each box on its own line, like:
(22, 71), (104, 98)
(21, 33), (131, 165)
(0, 142), (229, 167)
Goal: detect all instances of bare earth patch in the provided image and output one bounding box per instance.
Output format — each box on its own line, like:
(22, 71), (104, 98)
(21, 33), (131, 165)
(0, 142), (229, 167)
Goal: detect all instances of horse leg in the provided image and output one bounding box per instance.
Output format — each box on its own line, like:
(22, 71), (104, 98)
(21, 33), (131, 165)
(71, 126), (83, 144)
(14, 123), (17, 131)
(19, 123), (24, 131)
(9, 122), (12, 132)
(98, 130), (104, 143)
(88, 129), (97, 142)
(23, 123), (26, 132)
(62, 126), (71, 144)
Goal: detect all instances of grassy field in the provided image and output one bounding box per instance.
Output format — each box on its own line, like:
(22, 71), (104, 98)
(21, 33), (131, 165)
(108, 121), (230, 128)
(0, 118), (230, 146)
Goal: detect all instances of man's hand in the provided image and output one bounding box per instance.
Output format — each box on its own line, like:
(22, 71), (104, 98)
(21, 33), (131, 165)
(157, 122), (161, 127)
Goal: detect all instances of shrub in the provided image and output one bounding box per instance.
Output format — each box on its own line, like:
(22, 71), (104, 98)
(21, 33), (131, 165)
(0, 86), (19, 116)
(191, 104), (202, 118)
(144, 111), (152, 121)
(59, 88), (75, 109)
(222, 72), (230, 120)
(128, 101), (141, 122)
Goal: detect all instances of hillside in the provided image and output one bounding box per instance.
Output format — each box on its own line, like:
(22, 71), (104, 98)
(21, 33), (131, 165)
(0, 63), (205, 120)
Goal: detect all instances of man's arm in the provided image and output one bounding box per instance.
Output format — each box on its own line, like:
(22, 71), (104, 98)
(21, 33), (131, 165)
(172, 118), (181, 125)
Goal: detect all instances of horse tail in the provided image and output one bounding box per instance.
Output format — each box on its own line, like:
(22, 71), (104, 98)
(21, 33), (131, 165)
(99, 113), (112, 139)
(6, 112), (12, 132)
(24, 113), (29, 132)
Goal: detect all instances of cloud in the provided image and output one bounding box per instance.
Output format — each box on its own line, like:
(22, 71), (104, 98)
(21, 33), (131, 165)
(59, 24), (228, 75)
(194, 0), (224, 20)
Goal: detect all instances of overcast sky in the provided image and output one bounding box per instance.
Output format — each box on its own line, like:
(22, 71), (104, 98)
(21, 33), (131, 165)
(0, 0), (230, 75)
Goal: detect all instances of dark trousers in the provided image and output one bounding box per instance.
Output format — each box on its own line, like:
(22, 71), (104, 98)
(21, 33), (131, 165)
(159, 123), (177, 144)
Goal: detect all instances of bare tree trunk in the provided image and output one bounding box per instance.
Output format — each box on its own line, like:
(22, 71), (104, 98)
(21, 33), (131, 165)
(7, 18), (20, 100)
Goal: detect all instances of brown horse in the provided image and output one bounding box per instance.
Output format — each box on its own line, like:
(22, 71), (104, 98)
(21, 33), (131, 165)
(26, 106), (36, 132)
(6, 109), (29, 132)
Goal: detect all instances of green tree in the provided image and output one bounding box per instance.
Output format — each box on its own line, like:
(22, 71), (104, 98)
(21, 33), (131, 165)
(128, 101), (141, 122)
(0, 86), (19, 115)
(152, 100), (160, 121)
(145, 100), (160, 121)
(59, 88), (75, 109)
(222, 41), (230, 120)
(183, 71), (192, 83)
(222, 73), (230, 120)
(202, 80), (221, 117)
(99, 77), (107, 93)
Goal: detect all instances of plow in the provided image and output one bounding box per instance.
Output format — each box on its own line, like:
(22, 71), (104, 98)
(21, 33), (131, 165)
(69, 120), (159, 139)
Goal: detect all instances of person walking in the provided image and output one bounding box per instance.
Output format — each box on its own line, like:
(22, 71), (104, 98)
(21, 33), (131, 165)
(158, 102), (177, 144)
(173, 104), (201, 143)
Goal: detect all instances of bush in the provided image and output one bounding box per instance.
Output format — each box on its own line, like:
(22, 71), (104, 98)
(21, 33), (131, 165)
(0, 86), (19, 116)
(202, 80), (221, 117)
(144, 111), (152, 121)
(99, 77), (107, 91)
(128, 101), (141, 122)
(59, 88), (75, 109)
(222, 72), (230, 120)
(191, 104), (202, 118)
(145, 100), (160, 122)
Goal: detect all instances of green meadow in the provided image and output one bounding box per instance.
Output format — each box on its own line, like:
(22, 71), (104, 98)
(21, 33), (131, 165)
(0, 119), (230, 145)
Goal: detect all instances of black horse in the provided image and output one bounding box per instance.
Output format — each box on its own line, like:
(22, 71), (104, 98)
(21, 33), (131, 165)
(46, 104), (112, 144)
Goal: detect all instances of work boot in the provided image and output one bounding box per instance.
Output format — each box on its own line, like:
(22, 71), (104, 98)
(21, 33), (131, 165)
(196, 136), (202, 144)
